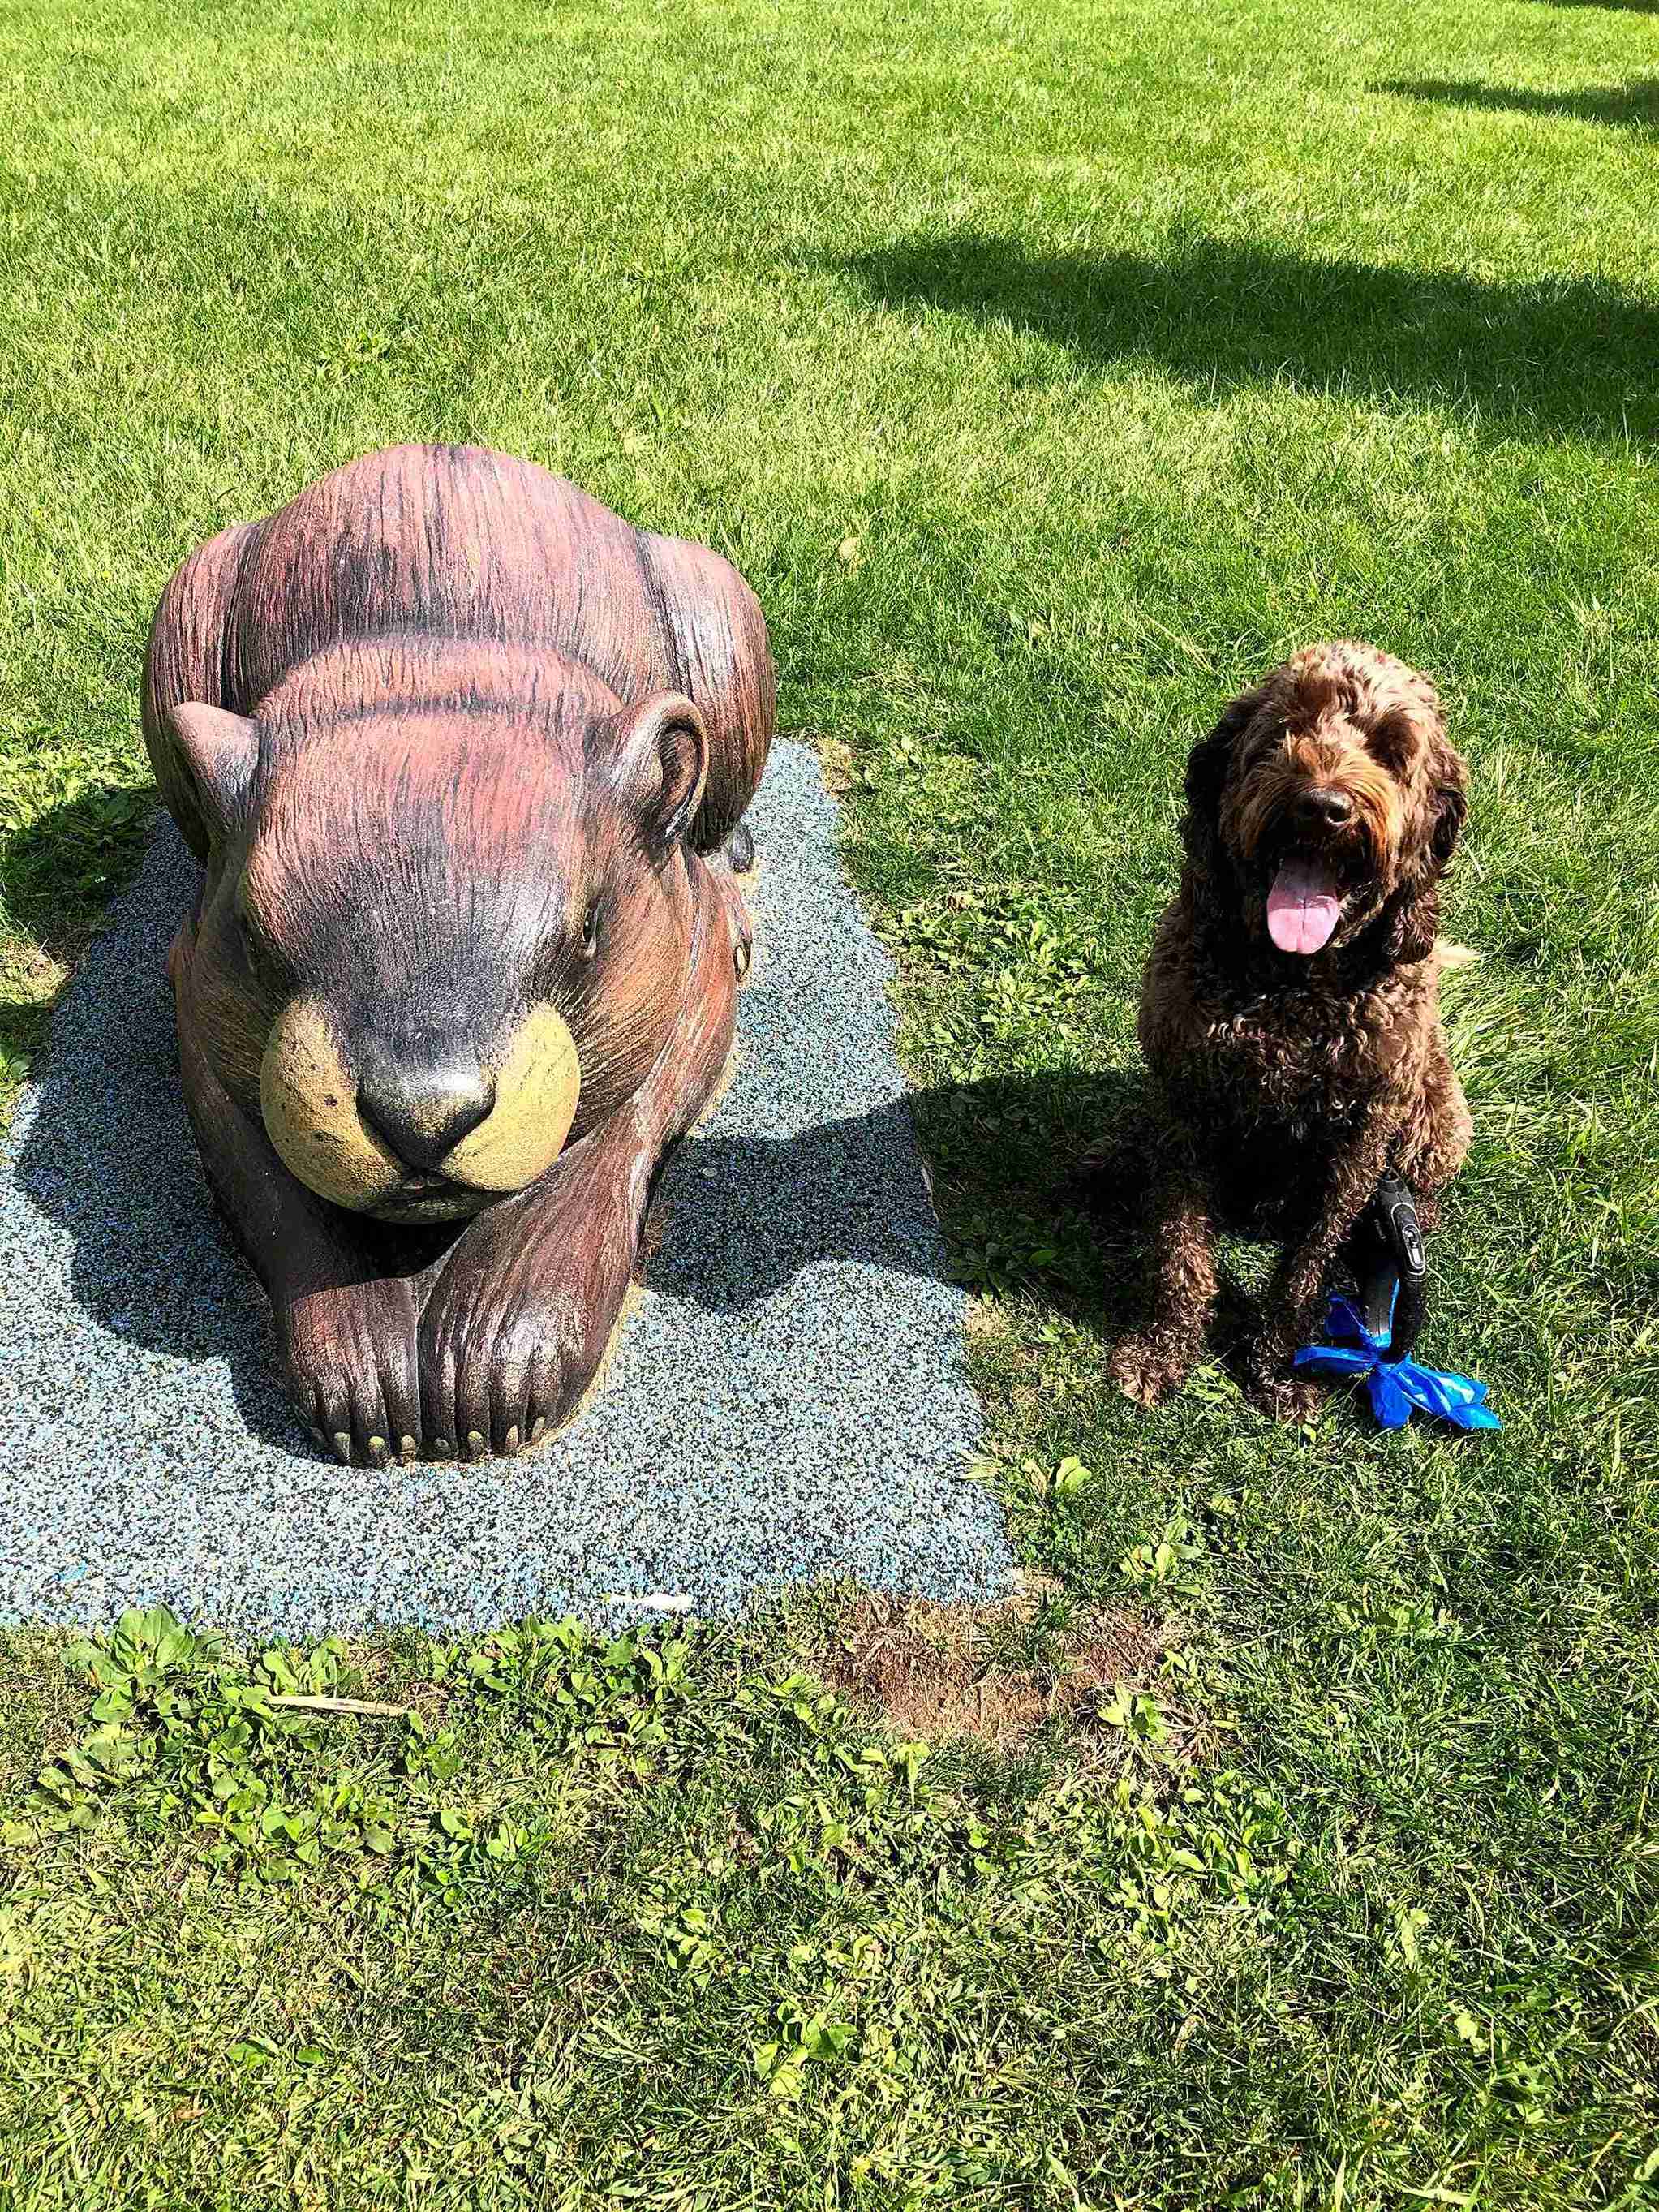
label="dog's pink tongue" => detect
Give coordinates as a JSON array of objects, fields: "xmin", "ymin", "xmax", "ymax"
[{"xmin": 1267, "ymin": 860, "xmax": 1342, "ymax": 954}]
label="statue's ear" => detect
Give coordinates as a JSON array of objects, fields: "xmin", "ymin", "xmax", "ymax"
[
  {"xmin": 610, "ymin": 691, "xmax": 709, "ymax": 866},
  {"xmin": 167, "ymin": 702, "xmax": 260, "ymax": 842}
]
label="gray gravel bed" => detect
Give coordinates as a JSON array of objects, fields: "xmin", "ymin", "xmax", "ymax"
[{"xmin": 0, "ymin": 740, "xmax": 1011, "ymax": 1635}]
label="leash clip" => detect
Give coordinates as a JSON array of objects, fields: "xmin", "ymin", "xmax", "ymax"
[{"xmin": 1349, "ymin": 1169, "xmax": 1427, "ymax": 1362}]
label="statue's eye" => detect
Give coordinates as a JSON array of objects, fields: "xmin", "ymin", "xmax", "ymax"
[
  {"xmin": 238, "ymin": 908, "xmax": 286, "ymax": 991},
  {"xmin": 582, "ymin": 897, "xmax": 600, "ymax": 958}
]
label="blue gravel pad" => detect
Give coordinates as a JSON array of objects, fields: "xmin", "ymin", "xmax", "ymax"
[{"xmin": 0, "ymin": 741, "xmax": 1011, "ymax": 1635}]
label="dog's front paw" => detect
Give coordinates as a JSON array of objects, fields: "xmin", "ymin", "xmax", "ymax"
[
  {"xmin": 279, "ymin": 1279, "xmax": 424, "ymax": 1465},
  {"xmin": 1244, "ymin": 1361, "xmax": 1323, "ymax": 1427},
  {"xmin": 1111, "ymin": 1334, "xmax": 1189, "ymax": 1410}
]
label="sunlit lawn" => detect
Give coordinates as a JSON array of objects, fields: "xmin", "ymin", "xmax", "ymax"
[{"xmin": 1, "ymin": 0, "xmax": 1656, "ymax": 2204}]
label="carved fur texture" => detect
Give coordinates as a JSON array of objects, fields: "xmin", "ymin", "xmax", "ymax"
[
  {"xmin": 1111, "ymin": 639, "xmax": 1474, "ymax": 1417},
  {"xmin": 143, "ymin": 444, "xmax": 774, "ymax": 1463}
]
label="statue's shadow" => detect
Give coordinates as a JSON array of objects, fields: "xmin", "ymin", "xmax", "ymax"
[{"xmin": 8, "ymin": 828, "xmax": 1157, "ymax": 1457}]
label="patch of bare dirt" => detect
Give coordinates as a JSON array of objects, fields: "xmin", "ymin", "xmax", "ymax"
[
  {"xmin": 813, "ymin": 736, "xmax": 856, "ymax": 795},
  {"xmin": 815, "ymin": 1585, "xmax": 1175, "ymax": 1754}
]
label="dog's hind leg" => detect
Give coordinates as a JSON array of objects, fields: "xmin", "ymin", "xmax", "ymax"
[{"xmin": 1110, "ymin": 1161, "xmax": 1219, "ymax": 1409}]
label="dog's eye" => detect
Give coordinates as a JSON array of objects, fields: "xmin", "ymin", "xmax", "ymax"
[
  {"xmin": 1366, "ymin": 715, "xmax": 1415, "ymax": 772},
  {"xmin": 581, "ymin": 897, "xmax": 600, "ymax": 959}
]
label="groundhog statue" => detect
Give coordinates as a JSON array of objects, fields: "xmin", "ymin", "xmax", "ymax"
[{"xmin": 143, "ymin": 443, "xmax": 773, "ymax": 1465}]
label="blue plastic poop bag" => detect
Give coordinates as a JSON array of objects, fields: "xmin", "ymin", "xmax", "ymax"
[{"xmin": 1294, "ymin": 1294, "xmax": 1500, "ymax": 1432}]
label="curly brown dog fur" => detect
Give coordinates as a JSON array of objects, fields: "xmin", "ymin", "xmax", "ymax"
[{"xmin": 1111, "ymin": 639, "xmax": 1473, "ymax": 1418}]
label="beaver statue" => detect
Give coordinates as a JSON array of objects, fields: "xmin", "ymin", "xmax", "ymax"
[{"xmin": 143, "ymin": 443, "xmax": 774, "ymax": 1465}]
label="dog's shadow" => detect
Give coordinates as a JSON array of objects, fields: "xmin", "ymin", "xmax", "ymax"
[{"xmin": 663, "ymin": 1067, "xmax": 1283, "ymax": 1401}]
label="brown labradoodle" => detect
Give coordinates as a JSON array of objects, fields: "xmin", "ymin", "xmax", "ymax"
[{"xmin": 1111, "ymin": 639, "xmax": 1474, "ymax": 1418}]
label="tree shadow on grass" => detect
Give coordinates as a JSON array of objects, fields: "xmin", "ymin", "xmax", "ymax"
[
  {"xmin": 833, "ymin": 231, "xmax": 1659, "ymax": 441},
  {"xmin": 1378, "ymin": 76, "xmax": 1659, "ymax": 128}
]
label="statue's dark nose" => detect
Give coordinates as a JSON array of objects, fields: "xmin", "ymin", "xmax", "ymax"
[
  {"xmin": 357, "ymin": 1059, "xmax": 495, "ymax": 1173},
  {"xmin": 1297, "ymin": 786, "xmax": 1353, "ymax": 831}
]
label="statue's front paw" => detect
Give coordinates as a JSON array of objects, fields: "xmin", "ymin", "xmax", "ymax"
[
  {"xmin": 280, "ymin": 1280, "xmax": 424, "ymax": 1465},
  {"xmin": 418, "ymin": 1231, "xmax": 616, "ymax": 1461}
]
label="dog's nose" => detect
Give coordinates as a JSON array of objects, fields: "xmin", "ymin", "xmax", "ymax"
[
  {"xmin": 1298, "ymin": 787, "xmax": 1353, "ymax": 830},
  {"xmin": 358, "ymin": 1059, "xmax": 495, "ymax": 1173}
]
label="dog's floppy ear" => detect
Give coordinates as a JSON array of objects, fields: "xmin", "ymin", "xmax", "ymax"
[
  {"xmin": 1390, "ymin": 674, "xmax": 1464, "ymax": 876},
  {"xmin": 1429, "ymin": 747, "xmax": 1468, "ymax": 871},
  {"xmin": 1381, "ymin": 868, "xmax": 1443, "ymax": 966},
  {"xmin": 1180, "ymin": 682, "xmax": 1266, "ymax": 869},
  {"xmin": 1381, "ymin": 741, "xmax": 1470, "ymax": 962}
]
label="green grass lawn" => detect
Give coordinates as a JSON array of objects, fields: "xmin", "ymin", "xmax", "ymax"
[{"xmin": 2, "ymin": 0, "xmax": 1657, "ymax": 2203}]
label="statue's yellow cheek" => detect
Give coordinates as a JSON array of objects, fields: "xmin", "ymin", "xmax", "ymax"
[
  {"xmin": 260, "ymin": 999, "xmax": 582, "ymax": 1214},
  {"xmin": 445, "ymin": 1005, "xmax": 582, "ymax": 1191},
  {"xmin": 260, "ymin": 998, "xmax": 403, "ymax": 1211}
]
